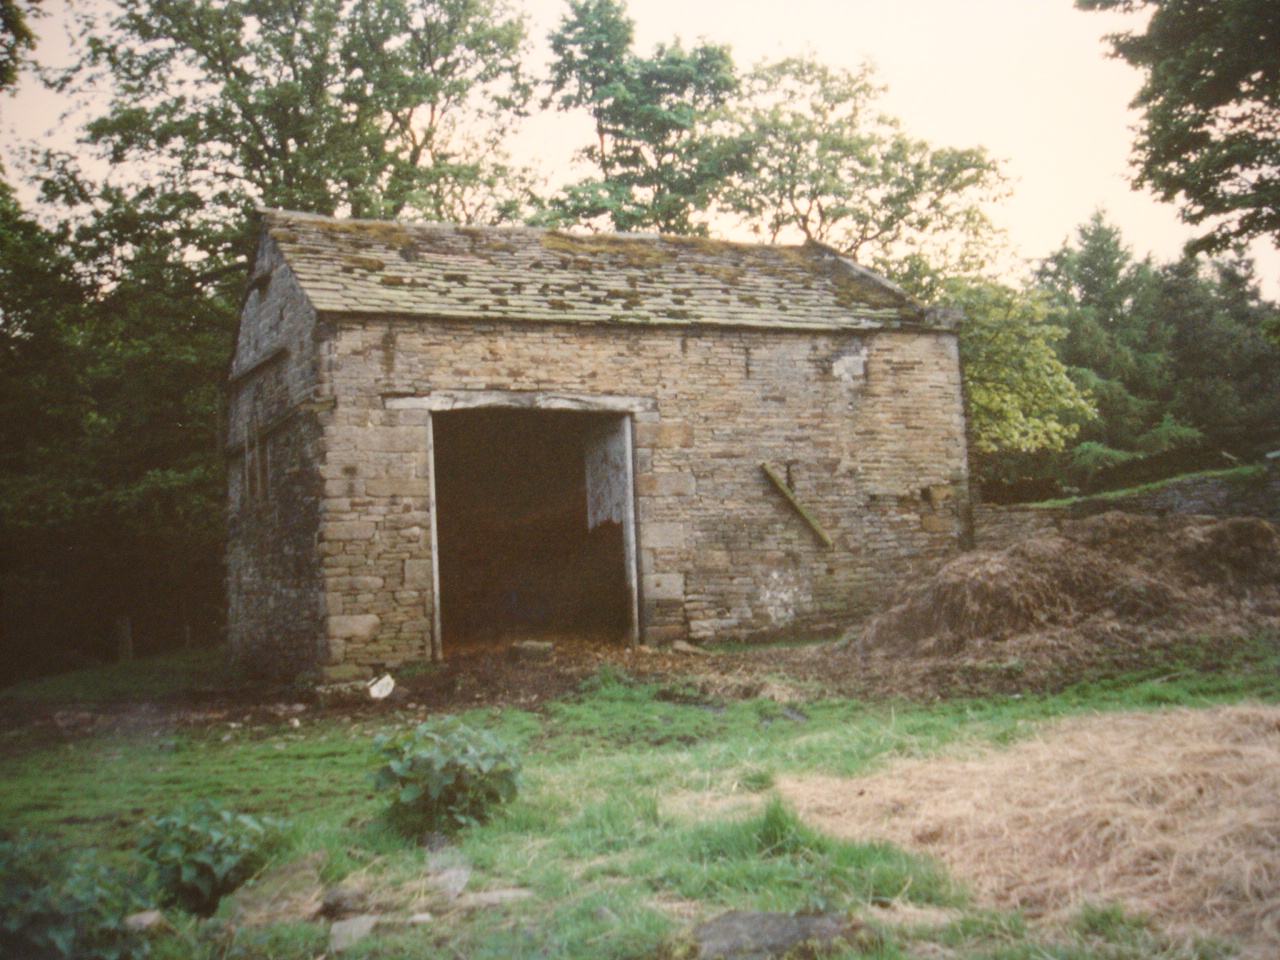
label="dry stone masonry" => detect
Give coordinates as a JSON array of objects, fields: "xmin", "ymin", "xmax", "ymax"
[{"xmin": 227, "ymin": 210, "xmax": 971, "ymax": 680}]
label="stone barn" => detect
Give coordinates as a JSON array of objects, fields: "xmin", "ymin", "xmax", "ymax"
[{"xmin": 227, "ymin": 209, "xmax": 971, "ymax": 680}]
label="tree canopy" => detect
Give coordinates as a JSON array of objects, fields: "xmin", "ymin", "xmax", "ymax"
[
  {"xmin": 0, "ymin": 0, "xmax": 39, "ymax": 90},
  {"xmin": 1077, "ymin": 0, "xmax": 1280, "ymax": 254},
  {"xmin": 66, "ymin": 0, "xmax": 532, "ymax": 222},
  {"xmin": 720, "ymin": 56, "xmax": 1007, "ymax": 293},
  {"xmin": 985, "ymin": 211, "xmax": 1280, "ymax": 499},
  {"xmin": 542, "ymin": 0, "xmax": 742, "ymax": 233},
  {"xmin": 947, "ymin": 277, "xmax": 1095, "ymax": 457},
  {"xmin": 2, "ymin": 0, "xmax": 538, "ymax": 677},
  {"xmin": 0, "ymin": 180, "xmax": 238, "ymax": 676}
]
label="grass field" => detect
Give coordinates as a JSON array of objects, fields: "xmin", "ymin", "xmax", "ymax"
[{"xmin": 3, "ymin": 636, "xmax": 1277, "ymax": 960}]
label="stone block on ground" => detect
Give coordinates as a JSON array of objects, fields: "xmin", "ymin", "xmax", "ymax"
[
  {"xmin": 225, "ymin": 850, "xmax": 327, "ymax": 927},
  {"xmin": 682, "ymin": 911, "xmax": 876, "ymax": 960},
  {"xmin": 330, "ymin": 914, "xmax": 382, "ymax": 952}
]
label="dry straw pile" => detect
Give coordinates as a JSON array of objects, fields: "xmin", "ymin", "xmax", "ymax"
[{"xmin": 780, "ymin": 704, "xmax": 1280, "ymax": 957}]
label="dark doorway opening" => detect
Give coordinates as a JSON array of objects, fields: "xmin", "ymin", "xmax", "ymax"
[{"xmin": 433, "ymin": 408, "xmax": 633, "ymax": 648}]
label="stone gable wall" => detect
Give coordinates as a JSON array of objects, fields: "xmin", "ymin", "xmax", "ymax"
[
  {"xmin": 225, "ymin": 240, "xmax": 328, "ymax": 678},
  {"xmin": 313, "ymin": 316, "xmax": 969, "ymax": 677}
]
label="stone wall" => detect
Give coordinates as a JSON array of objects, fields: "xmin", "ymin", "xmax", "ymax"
[
  {"xmin": 225, "ymin": 240, "xmax": 328, "ymax": 678},
  {"xmin": 312, "ymin": 316, "xmax": 970, "ymax": 676},
  {"xmin": 975, "ymin": 458, "xmax": 1280, "ymax": 551}
]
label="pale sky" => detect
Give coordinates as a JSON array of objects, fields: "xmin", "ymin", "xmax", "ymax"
[
  {"xmin": 4, "ymin": 0, "xmax": 1277, "ymax": 295},
  {"xmin": 516, "ymin": 0, "xmax": 1278, "ymax": 293}
]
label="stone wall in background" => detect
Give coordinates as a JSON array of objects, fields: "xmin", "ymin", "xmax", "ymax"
[{"xmin": 975, "ymin": 457, "xmax": 1280, "ymax": 551}]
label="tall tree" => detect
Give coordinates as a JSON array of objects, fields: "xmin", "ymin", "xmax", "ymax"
[
  {"xmin": 719, "ymin": 56, "xmax": 1007, "ymax": 294},
  {"xmin": 1036, "ymin": 211, "xmax": 1175, "ymax": 470},
  {"xmin": 0, "ymin": 181, "xmax": 237, "ymax": 677},
  {"xmin": 1159, "ymin": 254, "xmax": 1280, "ymax": 454},
  {"xmin": 543, "ymin": 0, "xmax": 742, "ymax": 233},
  {"xmin": 1028, "ymin": 213, "xmax": 1280, "ymax": 495},
  {"xmin": 1077, "ymin": 0, "xmax": 1280, "ymax": 254},
  {"xmin": 0, "ymin": 0, "xmax": 39, "ymax": 90},
  {"xmin": 64, "ymin": 0, "xmax": 532, "ymax": 221},
  {"xmin": 946, "ymin": 278, "xmax": 1095, "ymax": 459}
]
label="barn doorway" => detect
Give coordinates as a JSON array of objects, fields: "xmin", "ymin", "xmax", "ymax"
[{"xmin": 430, "ymin": 408, "xmax": 638, "ymax": 653}]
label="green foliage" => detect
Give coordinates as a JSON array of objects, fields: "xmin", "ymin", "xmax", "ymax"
[
  {"xmin": 4, "ymin": 0, "xmax": 536, "ymax": 676},
  {"xmin": 0, "ymin": 0, "xmax": 38, "ymax": 90},
  {"xmin": 1135, "ymin": 413, "xmax": 1203, "ymax": 455},
  {"xmin": 138, "ymin": 804, "xmax": 288, "ymax": 916},
  {"xmin": 947, "ymin": 277, "xmax": 1095, "ymax": 455},
  {"xmin": 0, "ymin": 183, "xmax": 235, "ymax": 677},
  {"xmin": 721, "ymin": 55, "xmax": 1007, "ymax": 289},
  {"xmin": 1069, "ymin": 440, "xmax": 1138, "ymax": 477},
  {"xmin": 542, "ymin": 0, "xmax": 743, "ymax": 233},
  {"xmin": 1035, "ymin": 214, "xmax": 1170, "ymax": 465},
  {"xmin": 67, "ymin": 0, "xmax": 532, "ymax": 222},
  {"xmin": 0, "ymin": 831, "xmax": 149, "ymax": 960},
  {"xmin": 983, "ymin": 212, "xmax": 1280, "ymax": 499},
  {"xmin": 372, "ymin": 716, "xmax": 521, "ymax": 834},
  {"xmin": 1076, "ymin": 0, "xmax": 1280, "ymax": 254}
]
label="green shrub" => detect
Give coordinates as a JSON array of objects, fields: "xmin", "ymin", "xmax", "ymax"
[
  {"xmin": 0, "ymin": 831, "xmax": 149, "ymax": 960},
  {"xmin": 138, "ymin": 804, "xmax": 287, "ymax": 916},
  {"xmin": 372, "ymin": 716, "xmax": 521, "ymax": 834}
]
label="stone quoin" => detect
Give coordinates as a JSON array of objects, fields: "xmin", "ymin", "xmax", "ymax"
[{"xmin": 226, "ymin": 210, "xmax": 971, "ymax": 681}]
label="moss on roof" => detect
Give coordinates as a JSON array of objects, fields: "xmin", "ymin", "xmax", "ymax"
[{"xmin": 255, "ymin": 209, "xmax": 944, "ymax": 334}]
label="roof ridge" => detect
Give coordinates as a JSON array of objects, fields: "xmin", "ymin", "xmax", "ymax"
[
  {"xmin": 800, "ymin": 238, "xmax": 922, "ymax": 308},
  {"xmin": 254, "ymin": 210, "xmax": 945, "ymax": 332}
]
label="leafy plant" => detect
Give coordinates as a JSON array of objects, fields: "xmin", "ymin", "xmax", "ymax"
[
  {"xmin": 0, "ymin": 831, "xmax": 149, "ymax": 960},
  {"xmin": 372, "ymin": 716, "xmax": 521, "ymax": 835},
  {"xmin": 138, "ymin": 804, "xmax": 287, "ymax": 916}
]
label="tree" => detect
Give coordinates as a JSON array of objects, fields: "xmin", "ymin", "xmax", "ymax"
[
  {"xmin": 64, "ymin": 0, "xmax": 532, "ymax": 222},
  {"xmin": 0, "ymin": 0, "xmax": 39, "ymax": 90},
  {"xmin": 0, "ymin": 182, "xmax": 237, "ymax": 678},
  {"xmin": 1158, "ymin": 254, "xmax": 1280, "ymax": 454},
  {"xmin": 1026, "ymin": 212, "xmax": 1280, "ymax": 497},
  {"xmin": 719, "ymin": 56, "xmax": 1007, "ymax": 294},
  {"xmin": 945, "ymin": 278, "xmax": 1095, "ymax": 459},
  {"xmin": 1035, "ymin": 211, "xmax": 1176, "ymax": 468},
  {"xmin": 1, "ymin": 0, "xmax": 539, "ymax": 677},
  {"xmin": 1077, "ymin": 0, "xmax": 1280, "ymax": 254},
  {"xmin": 543, "ymin": 0, "xmax": 743, "ymax": 233}
]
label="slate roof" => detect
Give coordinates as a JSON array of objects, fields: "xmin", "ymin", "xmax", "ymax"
[{"xmin": 259, "ymin": 209, "xmax": 954, "ymax": 333}]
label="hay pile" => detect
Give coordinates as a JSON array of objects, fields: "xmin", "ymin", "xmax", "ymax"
[
  {"xmin": 865, "ymin": 512, "xmax": 1280, "ymax": 653},
  {"xmin": 779, "ymin": 704, "xmax": 1280, "ymax": 957}
]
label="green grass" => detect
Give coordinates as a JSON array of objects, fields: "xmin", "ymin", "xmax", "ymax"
[
  {"xmin": 2, "ymin": 639, "xmax": 1271, "ymax": 960},
  {"xmin": 0, "ymin": 647, "xmax": 235, "ymax": 702}
]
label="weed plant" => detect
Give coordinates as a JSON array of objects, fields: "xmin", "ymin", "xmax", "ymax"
[
  {"xmin": 372, "ymin": 716, "xmax": 521, "ymax": 834},
  {"xmin": 0, "ymin": 832, "xmax": 151, "ymax": 960},
  {"xmin": 140, "ymin": 803, "xmax": 289, "ymax": 915}
]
